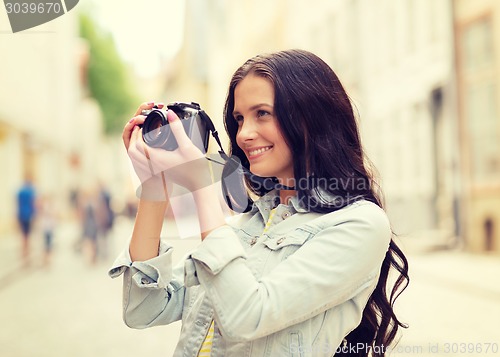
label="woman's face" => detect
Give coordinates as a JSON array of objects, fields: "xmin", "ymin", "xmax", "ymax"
[{"xmin": 234, "ymin": 74, "xmax": 294, "ymax": 185}]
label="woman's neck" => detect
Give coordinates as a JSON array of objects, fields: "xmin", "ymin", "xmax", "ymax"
[{"xmin": 279, "ymin": 189, "xmax": 297, "ymax": 205}]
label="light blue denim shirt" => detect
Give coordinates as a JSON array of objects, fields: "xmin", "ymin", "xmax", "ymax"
[{"xmin": 109, "ymin": 191, "xmax": 391, "ymax": 356}]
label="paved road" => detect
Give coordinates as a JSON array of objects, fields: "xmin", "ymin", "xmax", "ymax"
[
  {"xmin": 392, "ymin": 245, "xmax": 500, "ymax": 356},
  {"xmin": 1, "ymin": 217, "xmax": 499, "ymax": 357}
]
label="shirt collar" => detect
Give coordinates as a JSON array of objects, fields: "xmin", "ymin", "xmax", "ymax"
[
  {"xmin": 288, "ymin": 194, "xmax": 309, "ymax": 213},
  {"xmin": 251, "ymin": 186, "xmax": 355, "ymax": 216},
  {"xmin": 252, "ymin": 190, "xmax": 309, "ymax": 218},
  {"xmin": 251, "ymin": 190, "xmax": 279, "ymax": 217}
]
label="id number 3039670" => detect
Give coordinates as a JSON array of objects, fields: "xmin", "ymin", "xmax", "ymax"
[
  {"xmin": 5, "ymin": 2, "xmax": 62, "ymax": 14},
  {"xmin": 443, "ymin": 342, "xmax": 498, "ymax": 354}
]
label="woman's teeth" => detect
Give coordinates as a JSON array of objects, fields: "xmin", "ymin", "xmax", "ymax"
[{"xmin": 249, "ymin": 146, "xmax": 272, "ymax": 156}]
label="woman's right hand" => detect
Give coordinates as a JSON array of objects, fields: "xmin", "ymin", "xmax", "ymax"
[
  {"xmin": 123, "ymin": 101, "xmax": 212, "ymax": 200},
  {"xmin": 123, "ymin": 102, "xmax": 169, "ymax": 200}
]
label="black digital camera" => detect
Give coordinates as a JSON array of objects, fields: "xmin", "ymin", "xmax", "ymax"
[{"xmin": 141, "ymin": 102, "xmax": 211, "ymax": 152}]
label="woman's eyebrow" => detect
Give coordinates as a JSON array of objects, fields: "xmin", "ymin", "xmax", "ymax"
[{"xmin": 232, "ymin": 103, "xmax": 273, "ymax": 116}]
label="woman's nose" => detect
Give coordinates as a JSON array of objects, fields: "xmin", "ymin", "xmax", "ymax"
[{"xmin": 237, "ymin": 121, "xmax": 257, "ymax": 141}]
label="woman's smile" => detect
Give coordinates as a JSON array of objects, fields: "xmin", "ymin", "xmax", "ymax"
[{"xmin": 247, "ymin": 145, "xmax": 273, "ymax": 160}]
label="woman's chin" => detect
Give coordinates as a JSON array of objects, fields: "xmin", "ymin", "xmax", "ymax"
[{"xmin": 249, "ymin": 167, "xmax": 270, "ymax": 178}]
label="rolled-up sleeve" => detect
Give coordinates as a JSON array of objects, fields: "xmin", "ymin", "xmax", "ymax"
[
  {"xmin": 190, "ymin": 225, "xmax": 247, "ymax": 272},
  {"xmin": 184, "ymin": 225, "xmax": 247, "ymax": 287},
  {"xmin": 109, "ymin": 240, "xmax": 173, "ymax": 288},
  {"xmin": 108, "ymin": 240, "xmax": 185, "ymax": 328}
]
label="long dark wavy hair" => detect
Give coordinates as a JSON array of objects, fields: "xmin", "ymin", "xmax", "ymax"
[{"xmin": 223, "ymin": 49, "xmax": 409, "ymax": 356}]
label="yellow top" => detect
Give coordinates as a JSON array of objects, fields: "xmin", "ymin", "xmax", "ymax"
[
  {"xmin": 197, "ymin": 320, "xmax": 215, "ymax": 356},
  {"xmin": 263, "ymin": 207, "xmax": 277, "ymax": 233}
]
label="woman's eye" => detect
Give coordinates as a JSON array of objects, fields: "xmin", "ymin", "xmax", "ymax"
[
  {"xmin": 257, "ymin": 110, "xmax": 270, "ymax": 118},
  {"xmin": 234, "ymin": 115, "xmax": 244, "ymax": 124}
]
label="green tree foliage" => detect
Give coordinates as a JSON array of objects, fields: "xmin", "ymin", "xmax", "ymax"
[{"xmin": 79, "ymin": 13, "xmax": 138, "ymax": 134}]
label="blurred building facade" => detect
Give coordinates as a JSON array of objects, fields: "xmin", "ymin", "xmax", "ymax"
[
  {"xmin": 0, "ymin": 12, "xmax": 112, "ymax": 234},
  {"xmin": 282, "ymin": 0, "xmax": 461, "ymax": 249},
  {"xmin": 454, "ymin": 0, "xmax": 500, "ymax": 252},
  {"xmin": 167, "ymin": 0, "xmax": 498, "ymax": 252}
]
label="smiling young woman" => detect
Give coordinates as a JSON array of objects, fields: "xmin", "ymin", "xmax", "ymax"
[{"xmin": 110, "ymin": 49, "xmax": 409, "ymax": 357}]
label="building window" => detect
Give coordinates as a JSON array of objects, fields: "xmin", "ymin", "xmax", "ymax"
[
  {"xmin": 463, "ymin": 19, "xmax": 493, "ymax": 71},
  {"xmin": 465, "ymin": 82, "xmax": 499, "ymax": 180},
  {"xmin": 460, "ymin": 16, "xmax": 499, "ymax": 183},
  {"xmin": 405, "ymin": 0, "xmax": 415, "ymax": 54}
]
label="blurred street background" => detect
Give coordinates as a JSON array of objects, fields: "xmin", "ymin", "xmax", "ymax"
[{"xmin": 1, "ymin": 0, "xmax": 499, "ymax": 356}]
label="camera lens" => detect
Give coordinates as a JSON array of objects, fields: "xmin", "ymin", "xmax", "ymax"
[{"xmin": 142, "ymin": 110, "xmax": 171, "ymax": 148}]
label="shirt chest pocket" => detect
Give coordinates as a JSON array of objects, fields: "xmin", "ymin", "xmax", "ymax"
[{"xmin": 262, "ymin": 229, "xmax": 312, "ymax": 261}]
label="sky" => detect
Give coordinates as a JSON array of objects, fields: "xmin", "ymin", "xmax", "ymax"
[{"xmin": 82, "ymin": 0, "xmax": 186, "ymax": 78}]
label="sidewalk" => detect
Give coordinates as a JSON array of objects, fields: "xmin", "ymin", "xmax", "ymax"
[
  {"xmin": 0, "ymin": 219, "xmax": 81, "ymax": 290},
  {"xmin": 0, "ymin": 215, "xmax": 186, "ymax": 357},
  {"xmin": 399, "ymin": 234, "xmax": 500, "ymax": 298},
  {"xmin": 0, "ymin": 229, "xmax": 24, "ymax": 275},
  {"xmin": 394, "ymin": 242, "xmax": 500, "ymax": 355}
]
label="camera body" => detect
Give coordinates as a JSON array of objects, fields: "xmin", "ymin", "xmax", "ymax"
[{"xmin": 141, "ymin": 102, "xmax": 210, "ymax": 152}]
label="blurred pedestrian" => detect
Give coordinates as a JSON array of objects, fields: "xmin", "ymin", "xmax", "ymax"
[
  {"xmin": 16, "ymin": 177, "xmax": 36, "ymax": 264},
  {"xmin": 96, "ymin": 183, "xmax": 114, "ymax": 261},
  {"xmin": 39, "ymin": 194, "xmax": 57, "ymax": 267},
  {"xmin": 69, "ymin": 188, "xmax": 80, "ymax": 217},
  {"xmin": 81, "ymin": 190, "xmax": 99, "ymax": 265}
]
